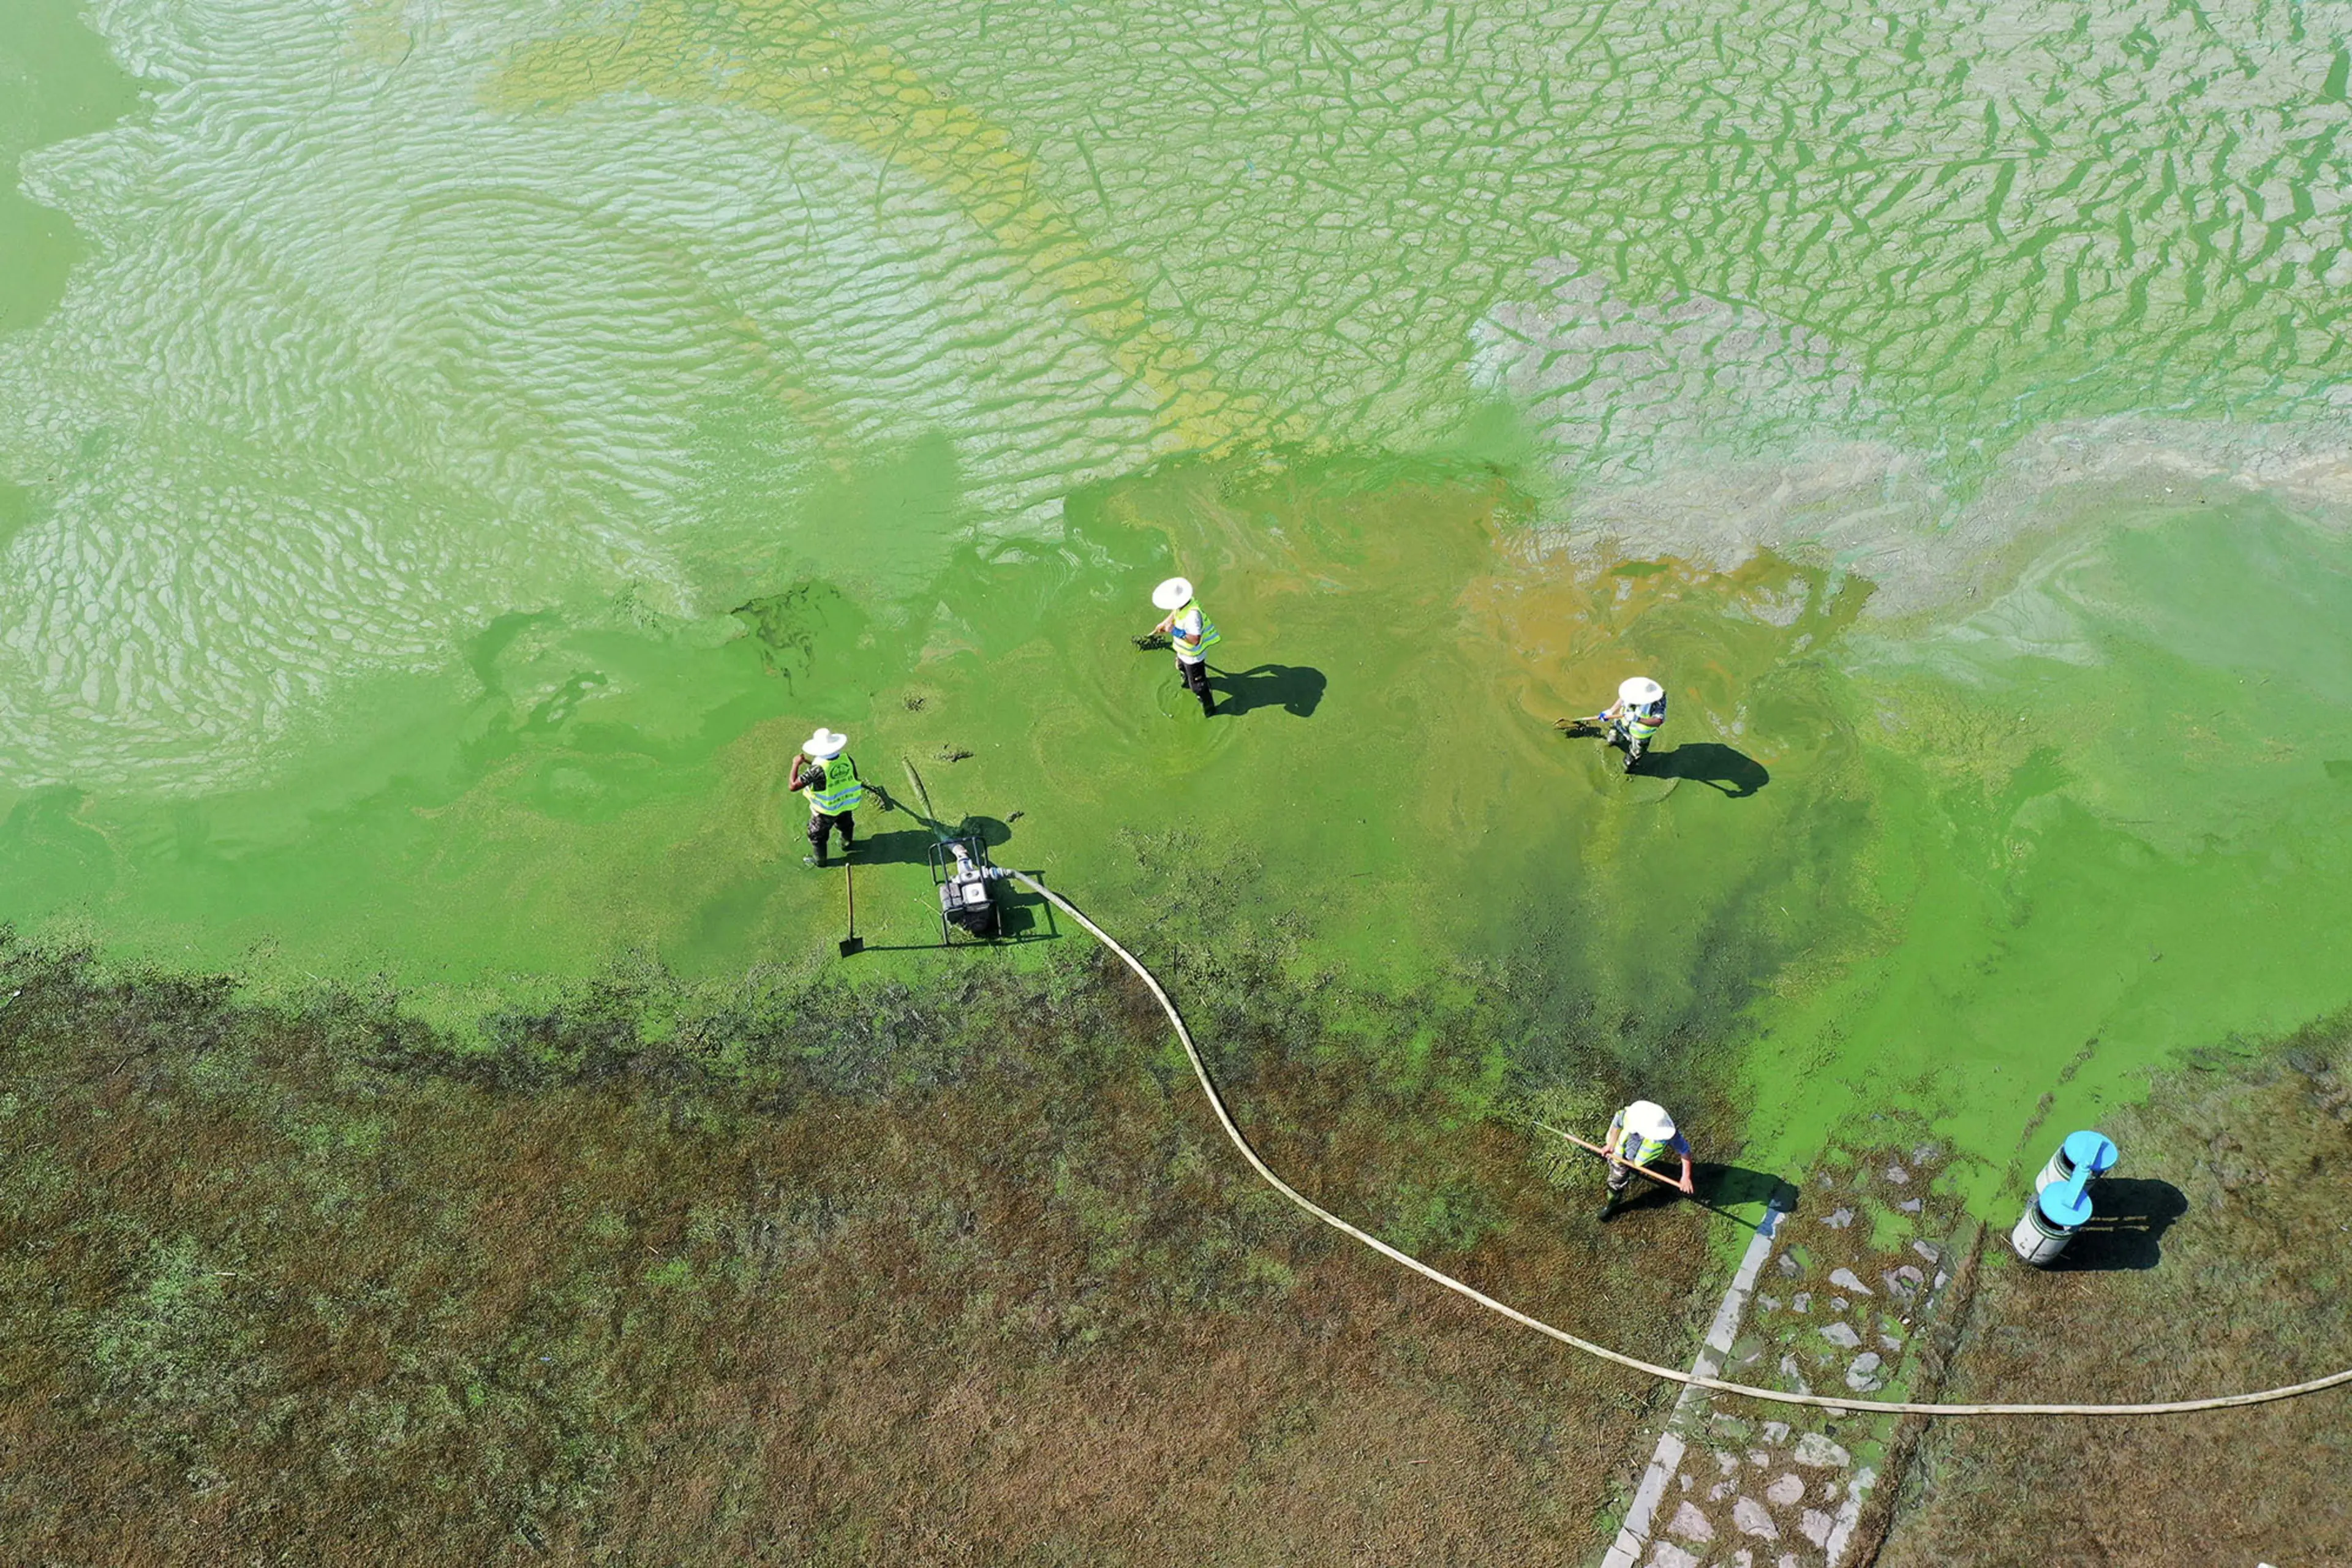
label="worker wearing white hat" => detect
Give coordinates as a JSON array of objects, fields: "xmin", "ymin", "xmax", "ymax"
[
  {"xmin": 1590, "ymin": 675, "xmax": 1668, "ymax": 773},
  {"xmin": 1602, "ymin": 1099, "xmax": 1695, "ymax": 1199},
  {"xmin": 788, "ymin": 728, "xmax": 865, "ymax": 865},
  {"xmin": 1146, "ymin": 576, "xmax": 1221, "ymax": 717}
]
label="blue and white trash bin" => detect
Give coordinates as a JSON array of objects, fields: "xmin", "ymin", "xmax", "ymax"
[
  {"xmin": 2011, "ymin": 1171, "xmax": 2096, "ymax": 1266},
  {"xmin": 2035, "ymin": 1129, "xmax": 2119, "ymax": 1194}
]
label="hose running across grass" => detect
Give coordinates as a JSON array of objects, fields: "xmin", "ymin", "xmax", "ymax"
[{"xmin": 1011, "ymin": 871, "xmax": 2352, "ymax": 1418}]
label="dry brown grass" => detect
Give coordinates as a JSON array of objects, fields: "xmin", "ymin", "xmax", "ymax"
[
  {"xmin": 0, "ymin": 938, "xmax": 1735, "ymax": 1566},
  {"xmin": 1874, "ymin": 1022, "xmax": 2352, "ymax": 1568}
]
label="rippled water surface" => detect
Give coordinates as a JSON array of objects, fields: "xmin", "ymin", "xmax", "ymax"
[{"xmin": 4, "ymin": 0, "xmax": 2351, "ymax": 1197}]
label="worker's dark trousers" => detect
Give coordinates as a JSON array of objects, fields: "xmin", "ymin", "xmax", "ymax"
[
  {"xmin": 1607, "ymin": 1159, "xmax": 1656, "ymax": 1194},
  {"xmin": 1177, "ymin": 656, "xmax": 1214, "ymax": 715},
  {"xmin": 808, "ymin": 810, "xmax": 854, "ymax": 859}
]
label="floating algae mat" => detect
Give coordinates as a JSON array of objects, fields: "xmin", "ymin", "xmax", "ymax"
[{"xmin": 3, "ymin": 0, "xmax": 2352, "ymax": 1202}]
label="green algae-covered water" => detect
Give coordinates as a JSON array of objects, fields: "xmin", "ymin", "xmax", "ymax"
[{"xmin": 4, "ymin": 0, "xmax": 2351, "ymax": 1208}]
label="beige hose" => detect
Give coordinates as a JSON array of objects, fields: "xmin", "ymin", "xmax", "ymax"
[{"xmin": 1013, "ymin": 872, "xmax": 2352, "ymax": 1418}]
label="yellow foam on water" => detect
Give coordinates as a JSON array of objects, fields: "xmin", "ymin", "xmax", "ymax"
[
  {"xmin": 345, "ymin": 0, "xmax": 415, "ymax": 67},
  {"xmin": 485, "ymin": 0, "xmax": 1278, "ymax": 458}
]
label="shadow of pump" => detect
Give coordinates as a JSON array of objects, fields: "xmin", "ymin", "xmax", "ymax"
[
  {"xmin": 956, "ymin": 814, "xmax": 1014, "ymax": 848},
  {"xmin": 839, "ymin": 795, "xmax": 1015, "ymax": 869},
  {"xmin": 987, "ymin": 877, "xmax": 1053, "ymax": 940},
  {"xmin": 2048, "ymin": 1178, "xmax": 2190, "ymax": 1272},
  {"xmin": 1642, "ymin": 742, "xmax": 1771, "ymax": 797},
  {"xmin": 1207, "ymin": 663, "xmax": 1327, "ymax": 718}
]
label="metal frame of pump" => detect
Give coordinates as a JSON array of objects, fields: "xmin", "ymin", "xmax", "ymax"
[{"xmin": 930, "ymin": 835, "xmax": 1011, "ymax": 943}]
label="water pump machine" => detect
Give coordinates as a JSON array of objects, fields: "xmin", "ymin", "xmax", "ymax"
[{"xmin": 931, "ymin": 836, "xmax": 1012, "ymax": 941}]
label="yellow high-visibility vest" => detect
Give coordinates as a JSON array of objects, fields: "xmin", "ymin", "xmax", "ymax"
[
  {"xmin": 803, "ymin": 754, "xmax": 864, "ymax": 815},
  {"xmin": 1170, "ymin": 601, "xmax": 1221, "ymax": 658}
]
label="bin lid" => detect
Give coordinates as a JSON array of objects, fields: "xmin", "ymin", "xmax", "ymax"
[
  {"xmin": 2061, "ymin": 1129, "xmax": 2118, "ymax": 1175},
  {"xmin": 2037, "ymin": 1180, "xmax": 2094, "ymax": 1229}
]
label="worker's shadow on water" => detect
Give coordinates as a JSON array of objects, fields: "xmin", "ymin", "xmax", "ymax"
[
  {"xmin": 853, "ymin": 801, "xmax": 1012, "ymax": 869},
  {"xmin": 1702, "ymin": 1164, "xmax": 1795, "ymax": 1216},
  {"xmin": 1207, "ymin": 663, "xmax": 1327, "ymax": 718},
  {"xmin": 1642, "ymin": 742, "xmax": 1770, "ymax": 798},
  {"xmin": 2046, "ymin": 1178, "xmax": 2190, "ymax": 1272},
  {"xmin": 846, "ymin": 828, "xmax": 937, "ymax": 867}
]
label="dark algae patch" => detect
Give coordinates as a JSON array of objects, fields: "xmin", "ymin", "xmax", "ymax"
[{"xmin": 0, "ymin": 929, "xmax": 1742, "ymax": 1565}]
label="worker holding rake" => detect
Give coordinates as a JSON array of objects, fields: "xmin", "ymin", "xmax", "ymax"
[
  {"xmin": 1144, "ymin": 575, "xmax": 1220, "ymax": 717},
  {"xmin": 790, "ymin": 727, "xmax": 865, "ymax": 867},
  {"xmin": 1594, "ymin": 675, "xmax": 1668, "ymax": 772},
  {"xmin": 1604, "ymin": 1099, "xmax": 1695, "ymax": 1204}
]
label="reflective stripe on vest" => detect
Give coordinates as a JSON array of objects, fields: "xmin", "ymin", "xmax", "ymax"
[
  {"xmin": 1623, "ymin": 701, "xmax": 1664, "ymax": 741},
  {"xmin": 1170, "ymin": 602, "xmax": 1221, "ymax": 658},
  {"xmin": 1610, "ymin": 1115, "xmax": 1675, "ymax": 1166},
  {"xmin": 804, "ymin": 754, "xmax": 864, "ymax": 816}
]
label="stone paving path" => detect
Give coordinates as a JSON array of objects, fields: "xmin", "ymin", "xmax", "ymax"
[{"xmin": 1602, "ymin": 1144, "xmax": 1976, "ymax": 1568}]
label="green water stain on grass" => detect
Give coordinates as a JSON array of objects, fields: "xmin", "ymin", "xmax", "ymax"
[{"xmin": 1743, "ymin": 496, "xmax": 2352, "ymax": 1210}]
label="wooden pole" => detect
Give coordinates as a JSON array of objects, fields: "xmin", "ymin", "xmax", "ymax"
[
  {"xmin": 1531, "ymin": 1118, "xmax": 1685, "ymax": 1191},
  {"xmin": 837, "ymin": 854, "xmax": 863, "ymax": 957}
]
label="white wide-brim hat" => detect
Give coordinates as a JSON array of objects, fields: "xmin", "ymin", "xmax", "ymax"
[
  {"xmin": 1152, "ymin": 576, "xmax": 1195, "ymax": 611},
  {"xmin": 1619, "ymin": 676, "xmax": 1665, "ymax": 705},
  {"xmin": 1624, "ymin": 1099, "xmax": 1676, "ymax": 1141},
  {"xmin": 802, "ymin": 728, "xmax": 848, "ymax": 759}
]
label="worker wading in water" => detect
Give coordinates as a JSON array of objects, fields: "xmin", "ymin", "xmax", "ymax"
[
  {"xmin": 790, "ymin": 728, "xmax": 865, "ymax": 867},
  {"xmin": 1593, "ymin": 676, "xmax": 1667, "ymax": 773},
  {"xmin": 1148, "ymin": 576, "xmax": 1220, "ymax": 717},
  {"xmin": 1603, "ymin": 1099, "xmax": 1695, "ymax": 1205}
]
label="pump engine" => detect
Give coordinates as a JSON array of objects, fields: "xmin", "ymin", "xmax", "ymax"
[{"xmin": 933, "ymin": 837, "xmax": 1011, "ymax": 939}]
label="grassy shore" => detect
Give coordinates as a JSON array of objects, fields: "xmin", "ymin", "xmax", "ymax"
[
  {"xmin": 1875, "ymin": 1015, "xmax": 2352, "ymax": 1566},
  {"xmin": 0, "ymin": 930, "xmax": 1744, "ymax": 1565}
]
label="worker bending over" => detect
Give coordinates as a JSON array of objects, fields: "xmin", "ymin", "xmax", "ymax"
[
  {"xmin": 1604, "ymin": 1099, "xmax": 1695, "ymax": 1200},
  {"xmin": 1593, "ymin": 676, "xmax": 1667, "ymax": 772},
  {"xmin": 1148, "ymin": 576, "xmax": 1220, "ymax": 717},
  {"xmin": 790, "ymin": 728, "xmax": 864, "ymax": 866}
]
